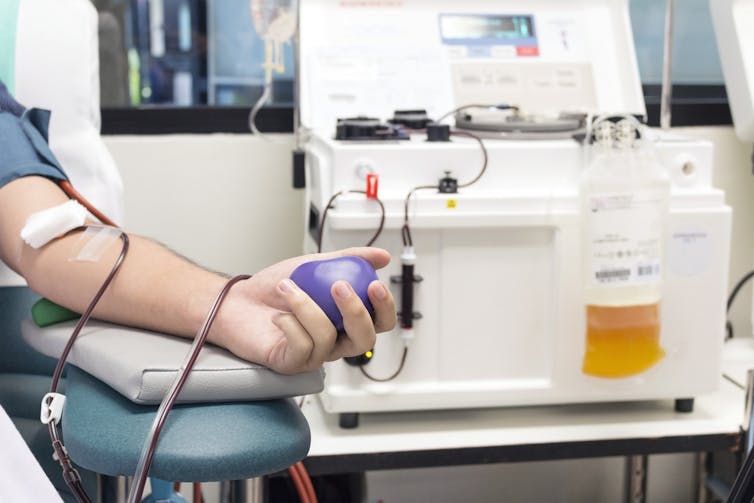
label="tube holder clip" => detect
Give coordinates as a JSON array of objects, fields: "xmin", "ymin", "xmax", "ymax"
[{"xmin": 40, "ymin": 392, "xmax": 66, "ymax": 425}]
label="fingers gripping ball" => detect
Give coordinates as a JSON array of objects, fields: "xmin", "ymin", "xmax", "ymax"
[{"xmin": 290, "ymin": 256, "xmax": 378, "ymax": 332}]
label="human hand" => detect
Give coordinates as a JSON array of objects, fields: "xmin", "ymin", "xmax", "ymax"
[{"xmin": 213, "ymin": 247, "xmax": 396, "ymax": 374}]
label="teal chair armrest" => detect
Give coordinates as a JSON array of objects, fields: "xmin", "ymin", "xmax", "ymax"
[{"xmin": 62, "ymin": 366, "xmax": 311, "ymax": 482}]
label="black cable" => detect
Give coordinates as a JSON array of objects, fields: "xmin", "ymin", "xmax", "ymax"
[
  {"xmin": 359, "ymin": 347, "xmax": 408, "ymax": 382},
  {"xmin": 727, "ymin": 270, "xmax": 754, "ymax": 311},
  {"xmin": 401, "ymin": 224, "xmax": 413, "ymax": 248},
  {"xmin": 313, "ymin": 187, "xmax": 404, "ymax": 380},
  {"xmin": 401, "ymin": 129, "xmax": 489, "ymax": 247},
  {"xmin": 316, "ymin": 190, "xmax": 385, "ymax": 253},
  {"xmin": 726, "ymin": 269, "xmax": 754, "ymax": 340},
  {"xmin": 401, "ymin": 186, "xmax": 436, "ymax": 247},
  {"xmin": 452, "ymin": 130, "xmax": 489, "ymax": 189}
]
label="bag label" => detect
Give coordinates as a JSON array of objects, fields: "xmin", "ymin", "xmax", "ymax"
[{"xmin": 588, "ymin": 192, "xmax": 664, "ymax": 287}]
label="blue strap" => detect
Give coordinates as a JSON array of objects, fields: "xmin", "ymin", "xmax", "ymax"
[{"xmin": 0, "ymin": 0, "xmax": 21, "ymax": 93}]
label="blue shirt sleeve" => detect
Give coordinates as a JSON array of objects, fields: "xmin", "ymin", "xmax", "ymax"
[
  {"xmin": 0, "ymin": 80, "xmax": 25, "ymax": 116},
  {"xmin": 0, "ymin": 80, "xmax": 68, "ymax": 189}
]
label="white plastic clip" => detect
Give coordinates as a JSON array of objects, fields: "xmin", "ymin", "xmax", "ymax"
[
  {"xmin": 40, "ymin": 392, "xmax": 66, "ymax": 425},
  {"xmin": 401, "ymin": 246, "xmax": 416, "ymax": 266},
  {"xmin": 399, "ymin": 328, "xmax": 414, "ymax": 347}
]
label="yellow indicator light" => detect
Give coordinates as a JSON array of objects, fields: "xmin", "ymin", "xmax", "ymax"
[
  {"xmin": 365, "ymin": 351, "xmax": 373, "ymax": 359},
  {"xmin": 447, "ymin": 199, "xmax": 457, "ymax": 209}
]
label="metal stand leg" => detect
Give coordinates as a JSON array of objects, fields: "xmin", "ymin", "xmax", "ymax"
[
  {"xmin": 228, "ymin": 478, "xmax": 264, "ymax": 503},
  {"xmin": 243, "ymin": 478, "xmax": 264, "ymax": 503},
  {"xmin": 624, "ymin": 455, "xmax": 648, "ymax": 503},
  {"xmin": 125, "ymin": 476, "xmax": 133, "ymax": 503},
  {"xmin": 694, "ymin": 451, "xmax": 709, "ymax": 503},
  {"xmin": 95, "ymin": 474, "xmax": 103, "ymax": 503},
  {"xmin": 97, "ymin": 475, "xmax": 127, "ymax": 503},
  {"xmin": 219, "ymin": 480, "xmax": 233, "ymax": 503},
  {"xmin": 744, "ymin": 369, "xmax": 754, "ymax": 453}
]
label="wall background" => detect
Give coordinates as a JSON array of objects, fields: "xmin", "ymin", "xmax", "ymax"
[{"xmin": 104, "ymin": 125, "xmax": 754, "ymax": 502}]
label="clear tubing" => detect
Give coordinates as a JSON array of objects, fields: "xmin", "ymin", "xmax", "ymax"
[
  {"xmin": 248, "ymin": 0, "xmax": 298, "ymax": 142},
  {"xmin": 248, "ymin": 44, "xmax": 287, "ymax": 143},
  {"xmin": 249, "ymin": 80, "xmax": 272, "ymax": 137}
]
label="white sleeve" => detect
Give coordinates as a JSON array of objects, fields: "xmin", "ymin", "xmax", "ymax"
[
  {"xmin": 0, "ymin": 406, "xmax": 63, "ymax": 502},
  {"xmin": 14, "ymin": 0, "xmax": 125, "ymax": 226}
]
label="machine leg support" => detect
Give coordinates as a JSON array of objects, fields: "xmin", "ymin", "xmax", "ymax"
[
  {"xmin": 675, "ymin": 398, "xmax": 695, "ymax": 413},
  {"xmin": 243, "ymin": 478, "xmax": 264, "ymax": 503},
  {"xmin": 224, "ymin": 479, "xmax": 264, "ymax": 503},
  {"xmin": 624, "ymin": 454, "xmax": 648, "ymax": 503},
  {"xmin": 339, "ymin": 412, "xmax": 360, "ymax": 429}
]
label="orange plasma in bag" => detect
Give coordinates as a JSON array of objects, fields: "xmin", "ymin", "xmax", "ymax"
[{"xmin": 582, "ymin": 303, "xmax": 665, "ymax": 378}]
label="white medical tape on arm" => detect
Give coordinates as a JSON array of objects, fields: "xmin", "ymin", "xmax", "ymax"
[
  {"xmin": 20, "ymin": 200, "xmax": 88, "ymax": 248},
  {"xmin": 71, "ymin": 226, "xmax": 122, "ymax": 262}
]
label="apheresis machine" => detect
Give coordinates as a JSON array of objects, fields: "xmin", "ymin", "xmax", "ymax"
[{"xmin": 300, "ymin": 0, "xmax": 732, "ymax": 426}]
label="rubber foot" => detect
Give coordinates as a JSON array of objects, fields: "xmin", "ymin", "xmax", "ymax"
[
  {"xmin": 339, "ymin": 412, "xmax": 359, "ymax": 429},
  {"xmin": 675, "ymin": 398, "xmax": 695, "ymax": 413}
]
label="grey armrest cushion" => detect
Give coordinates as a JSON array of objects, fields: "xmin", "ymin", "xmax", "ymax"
[{"xmin": 21, "ymin": 319, "xmax": 324, "ymax": 405}]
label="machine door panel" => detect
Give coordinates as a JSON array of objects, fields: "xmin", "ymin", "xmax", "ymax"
[{"xmin": 438, "ymin": 227, "xmax": 556, "ymax": 383}]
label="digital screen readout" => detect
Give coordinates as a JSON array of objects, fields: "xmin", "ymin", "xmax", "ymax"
[{"xmin": 440, "ymin": 14, "xmax": 535, "ymax": 42}]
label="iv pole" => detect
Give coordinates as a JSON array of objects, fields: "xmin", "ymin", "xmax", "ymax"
[
  {"xmin": 659, "ymin": 0, "xmax": 674, "ymax": 130},
  {"xmin": 291, "ymin": 0, "xmax": 307, "ymax": 188}
]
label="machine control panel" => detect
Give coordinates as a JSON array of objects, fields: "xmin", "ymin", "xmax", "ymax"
[{"xmin": 299, "ymin": 0, "xmax": 645, "ymax": 132}]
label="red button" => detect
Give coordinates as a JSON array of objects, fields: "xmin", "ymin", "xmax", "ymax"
[
  {"xmin": 366, "ymin": 174, "xmax": 379, "ymax": 199},
  {"xmin": 516, "ymin": 46, "xmax": 539, "ymax": 57}
]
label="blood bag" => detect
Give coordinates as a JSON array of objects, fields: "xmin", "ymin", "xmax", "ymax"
[
  {"xmin": 581, "ymin": 117, "xmax": 670, "ymax": 378},
  {"xmin": 248, "ymin": 0, "xmax": 298, "ymax": 135},
  {"xmin": 250, "ymin": 0, "xmax": 297, "ymax": 40}
]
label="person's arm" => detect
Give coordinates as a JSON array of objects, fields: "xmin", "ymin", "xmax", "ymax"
[{"xmin": 0, "ymin": 176, "xmax": 396, "ymax": 374}]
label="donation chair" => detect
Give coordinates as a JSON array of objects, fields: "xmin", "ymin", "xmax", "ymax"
[
  {"xmin": 1, "ymin": 1, "xmax": 319, "ymax": 501},
  {"xmin": 21, "ymin": 318, "xmax": 320, "ymax": 502}
]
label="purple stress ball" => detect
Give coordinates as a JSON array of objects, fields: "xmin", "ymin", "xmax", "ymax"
[{"xmin": 290, "ymin": 256, "xmax": 378, "ymax": 332}]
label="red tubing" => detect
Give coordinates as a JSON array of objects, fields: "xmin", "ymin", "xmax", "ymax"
[
  {"xmin": 58, "ymin": 180, "xmax": 117, "ymax": 227},
  {"xmin": 288, "ymin": 464, "xmax": 311, "ymax": 503}
]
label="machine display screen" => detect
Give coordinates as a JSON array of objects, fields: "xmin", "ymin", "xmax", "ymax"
[{"xmin": 439, "ymin": 14, "xmax": 536, "ymax": 45}]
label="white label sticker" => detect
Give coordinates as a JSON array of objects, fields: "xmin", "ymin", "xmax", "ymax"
[
  {"xmin": 588, "ymin": 192, "xmax": 665, "ymax": 287},
  {"xmin": 667, "ymin": 229, "xmax": 712, "ymax": 277}
]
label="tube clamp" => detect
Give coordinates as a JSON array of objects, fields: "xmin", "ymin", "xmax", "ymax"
[{"xmin": 40, "ymin": 392, "xmax": 66, "ymax": 425}]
